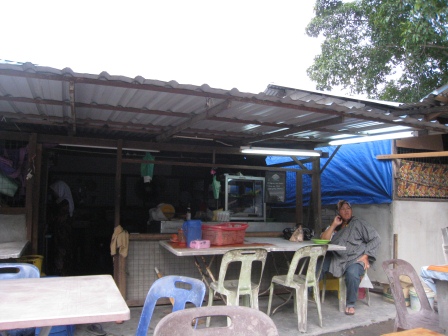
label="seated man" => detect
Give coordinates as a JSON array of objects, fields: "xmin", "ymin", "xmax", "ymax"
[{"xmin": 320, "ymin": 200, "xmax": 381, "ymax": 315}]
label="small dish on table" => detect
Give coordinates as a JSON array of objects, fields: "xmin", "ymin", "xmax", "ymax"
[{"xmin": 312, "ymin": 239, "xmax": 331, "ymax": 245}]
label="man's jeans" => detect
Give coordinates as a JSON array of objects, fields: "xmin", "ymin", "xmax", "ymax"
[
  {"xmin": 319, "ymin": 255, "xmax": 365, "ymax": 308},
  {"xmin": 420, "ymin": 266, "xmax": 448, "ymax": 293}
]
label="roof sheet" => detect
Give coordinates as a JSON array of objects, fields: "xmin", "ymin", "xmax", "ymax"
[{"xmin": 0, "ymin": 62, "xmax": 447, "ymax": 153}]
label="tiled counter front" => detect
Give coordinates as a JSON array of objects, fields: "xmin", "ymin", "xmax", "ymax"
[{"xmin": 125, "ymin": 235, "xmax": 292, "ymax": 306}]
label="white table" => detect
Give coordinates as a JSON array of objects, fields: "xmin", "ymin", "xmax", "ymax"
[
  {"xmin": 0, "ymin": 240, "xmax": 29, "ymax": 259},
  {"xmin": 160, "ymin": 237, "xmax": 346, "ymax": 303},
  {"xmin": 159, "ymin": 237, "xmax": 346, "ymax": 256},
  {"xmin": 0, "ymin": 274, "xmax": 130, "ymax": 336}
]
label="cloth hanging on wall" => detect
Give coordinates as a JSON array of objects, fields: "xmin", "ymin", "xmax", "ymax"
[
  {"xmin": 397, "ymin": 160, "xmax": 448, "ymax": 197},
  {"xmin": 110, "ymin": 225, "xmax": 129, "ymax": 258}
]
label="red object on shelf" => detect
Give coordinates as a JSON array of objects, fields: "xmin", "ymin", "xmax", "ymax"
[{"xmin": 201, "ymin": 222, "xmax": 249, "ymax": 246}]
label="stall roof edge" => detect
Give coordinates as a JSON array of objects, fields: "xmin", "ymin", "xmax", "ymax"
[{"xmin": 0, "ymin": 62, "xmax": 447, "ymax": 153}]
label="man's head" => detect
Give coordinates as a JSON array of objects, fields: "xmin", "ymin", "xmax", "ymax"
[{"xmin": 337, "ymin": 200, "xmax": 352, "ymax": 222}]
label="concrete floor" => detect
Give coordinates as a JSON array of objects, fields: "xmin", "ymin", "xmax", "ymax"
[{"xmin": 73, "ymin": 291, "xmax": 398, "ymax": 336}]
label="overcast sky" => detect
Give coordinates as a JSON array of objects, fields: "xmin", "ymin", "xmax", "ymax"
[{"xmin": 2, "ymin": 1, "xmax": 324, "ymax": 94}]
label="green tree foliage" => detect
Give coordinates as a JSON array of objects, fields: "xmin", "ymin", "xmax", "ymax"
[{"xmin": 306, "ymin": 0, "xmax": 448, "ymax": 102}]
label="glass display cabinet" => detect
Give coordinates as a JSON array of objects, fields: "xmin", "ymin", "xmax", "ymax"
[{"xmin": 223, "ymin": 174, "xmax": 265, "ymax": 221}]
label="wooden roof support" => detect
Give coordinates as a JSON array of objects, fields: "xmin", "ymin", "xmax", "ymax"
[{"xmin": 377, "ymin": 151, "xmax": 448, "ymax": 160}]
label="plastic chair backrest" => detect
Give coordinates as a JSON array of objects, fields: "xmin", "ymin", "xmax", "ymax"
[
  {"xmin": 382, "ymin": 259, "xmax": 443, "ymax": 332},
  {"xmin": 285, "ymin": 245, "xmax": 327, "ymax": 288},
  {"xmin": 216, "ymin": 248, "xmax": 268, "ymax": 294},
  {"xmin": 135, "ymin": 275, "xmax": 206, "ymax": 336},
  {"xmin": 0, "ymin": 263, "xmax": 40, "ymax": 279},
  {"xmin": 153, "ymin": 305, "xmax": 279, "ymax": 336}
]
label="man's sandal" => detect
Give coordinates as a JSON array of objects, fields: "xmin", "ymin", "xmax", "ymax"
[
  {"xmin": 87, "ymin": 323, "xmax": 106, "ymax": 336},
  {"xmin": 345, "ymin": 307, "xmax": 355, "ymax": 315}
]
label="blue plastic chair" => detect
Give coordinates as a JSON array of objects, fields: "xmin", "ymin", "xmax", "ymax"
[
  {"xmin": 0, "ymin": 263, "xmax": 40, "ymax": 336},
  {"xmin": 0, "ymin": 263, "xmax": 40, "ymax": 280},
  {"xmin": 135, "ymin": 275, "xmax": 206, "ymax": 336}
]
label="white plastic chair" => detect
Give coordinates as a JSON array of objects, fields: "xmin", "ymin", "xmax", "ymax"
[
  {"xmin": 207, "ymin": 248, "xmax": 268, "ymax": 308},
  {"xmin": 206, "ymin": 248, "xmax": 268, "ymax": 327},
  {"xmin": 267, "ymin": 245, "xmax": 327, "ymax": 333}
]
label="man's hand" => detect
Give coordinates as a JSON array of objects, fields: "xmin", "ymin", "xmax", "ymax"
[
  {"xmin": 320, "ymin": 215, "xmax": 344, "ymax": 240},
  {"xmin": 333, "ymin": 215, "xmax": 343, "ymax": 226},
  {"xmin": 357, "ymin": 254, "xmax": 370, "ymax": 270}
]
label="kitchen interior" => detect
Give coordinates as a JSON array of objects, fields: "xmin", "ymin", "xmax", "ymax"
[{"xmin": 42, "ymin": 144, "xmax": 297, "ymax": 277}]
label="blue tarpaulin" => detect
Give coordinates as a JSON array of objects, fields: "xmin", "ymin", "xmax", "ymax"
[{"xmin": 265, "ymin": 140, "xmax": 393, "ymax": 207}]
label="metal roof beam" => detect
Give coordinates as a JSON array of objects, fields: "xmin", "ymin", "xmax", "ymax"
[
  {"xmin": 246, "ymin": 116, "xmax": 344, "ymax": 144},
  {"xmin": 156, "ymin": 100, "xmax": 231, "ymax": 142}
]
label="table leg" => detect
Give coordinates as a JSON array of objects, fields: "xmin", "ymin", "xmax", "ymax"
[
  {"xmin": 202, "ymin": 256, "xmax": 216, "ymax": 283},
  {"xmin": 271, "ymin": 290, "xmax": 294, "ymax": 315},
  {"xmin": 193, "ymin": 256, "xmax": 211, "ymax": 288}
]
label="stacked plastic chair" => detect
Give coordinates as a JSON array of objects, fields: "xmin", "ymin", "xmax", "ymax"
[{"xmin": 135, "ymin": 275, "xmax": 206, "ymax": 336}]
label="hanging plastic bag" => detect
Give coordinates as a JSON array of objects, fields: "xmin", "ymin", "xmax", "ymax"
[
  {"xmin": 359, "ymin": 273, "xmax": 374, "ymax": 289},
  {"xmin": 149, "ymin": 206, "xmax": 167, "ymax": 221},
  {"xmin": 141, "ymin": 153, "xmax": 155, "ymax": 183},
  {"xmin": 303, "ymin": 227, "xmax": 315, "ymax": 240},
  {"xmin": 212, "ymin": 175, "xmax": 221, "ymax": 199},
  {"xmin": 283, "ymin": 226, "xmax": 314, "ymax": 241}
]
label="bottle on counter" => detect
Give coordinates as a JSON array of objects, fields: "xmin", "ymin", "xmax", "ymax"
[
  {"xmin": 186, "ymin": 204, "xmax": 191, "ymax": 220},
  {"xmin": 178, "ymin": 228, "xmax": 186, "ymax": 245}
]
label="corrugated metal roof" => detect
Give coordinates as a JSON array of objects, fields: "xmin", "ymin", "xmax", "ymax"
[{"xmin": 0, "ymin": 62, "xmax": 447, "ymax": 153}]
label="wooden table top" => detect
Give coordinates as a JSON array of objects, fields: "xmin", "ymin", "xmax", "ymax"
[{"xmin": 0, "ymin": 274, "xmax": 130, "ymax": 330}]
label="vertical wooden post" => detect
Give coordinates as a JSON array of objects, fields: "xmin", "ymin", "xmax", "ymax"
[
  {"xmin": 113, "ymin": 140, "xmax": 126, "ymax": 299},
  {"xmin": 26, "ymin": 134, "xmax": 37, "ymax": 251},
  {"xmin": 312, "ymin": 157, "xmax": 322, "ymax": 235},
  {"xmin": 295, "ymin": 172, "xmax": 303, "ymax": 227},
  {"xmin": 31, "ymin": 144, "xmax": 43, "ymax": 254}
]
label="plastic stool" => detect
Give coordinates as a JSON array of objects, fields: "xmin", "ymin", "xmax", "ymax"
[{"xmin": 320, "ymin": 273, "xmax": 370, "ymax": 312}]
